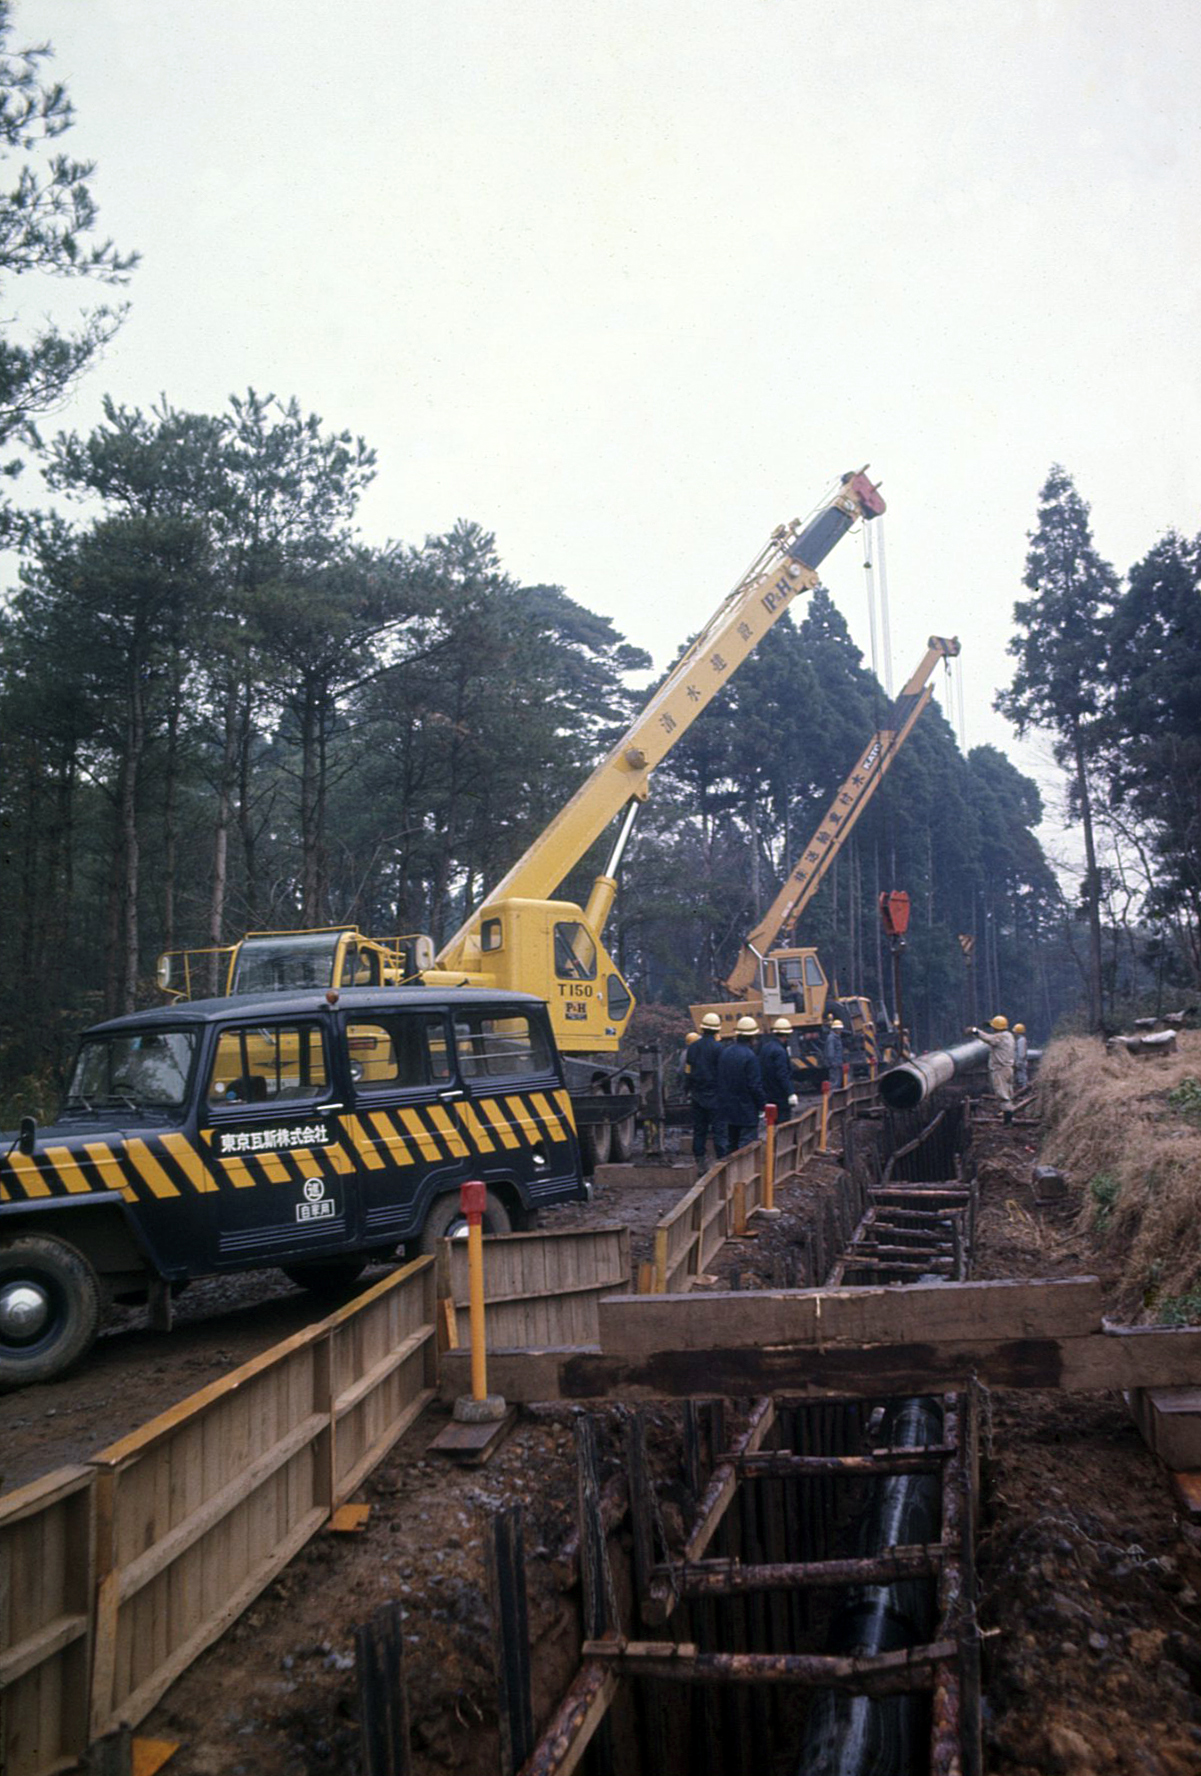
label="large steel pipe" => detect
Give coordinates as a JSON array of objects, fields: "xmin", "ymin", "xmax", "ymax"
[{"xmin": 878, "ymin": 1040, "xmax": 989, "ymax": 1112}]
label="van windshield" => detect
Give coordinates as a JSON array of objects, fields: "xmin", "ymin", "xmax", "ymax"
[
  {"xmin": 231, "ymin": 932, "xmax": 345, "ymax": 994},
  {"xmin": 64, "ymin": 1029, "xmax": 197, "ymax": 1113}
]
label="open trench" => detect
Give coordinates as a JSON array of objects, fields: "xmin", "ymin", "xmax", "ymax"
[{"xmin": 509, "ymin": 1096, "xmax": 981, "ymax": 1776}]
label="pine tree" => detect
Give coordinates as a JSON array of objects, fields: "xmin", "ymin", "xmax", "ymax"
[{"xmin": 996, "ymin": 467, "xmax": 1118, "ymax": 1029}]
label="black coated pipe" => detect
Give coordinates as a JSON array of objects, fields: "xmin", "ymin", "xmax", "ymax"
[
  {"xmin": 793, "ymin": 1397, "xmax": 944, "ymax": 1775},
  {"xmin": 878, "ymin": 1040, "xmax": 989, "ymax": 1112}
]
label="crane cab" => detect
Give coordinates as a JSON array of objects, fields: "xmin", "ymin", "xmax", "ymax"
[{"xmin": 420, "ymin": 898, "xmax": 636, "ymax": 1056}]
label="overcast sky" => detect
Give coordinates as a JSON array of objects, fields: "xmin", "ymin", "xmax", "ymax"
[{"xmin": 11, "ymin": 0, "xmax": 1201, "ymax": 877}]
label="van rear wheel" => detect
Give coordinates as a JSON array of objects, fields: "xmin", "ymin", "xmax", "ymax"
[
  {"xmin": 417, "ymin": 1190, "xmax": 512, "ymax": 1255},
  {"xmin": 0, "ymin": 1235, "xmax": 101, "ymax": 1389}
]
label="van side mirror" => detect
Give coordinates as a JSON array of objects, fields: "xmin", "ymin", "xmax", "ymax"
[{"xmin": 17, "ymin": 1116, "xmax": 37, "ymax": 1156}]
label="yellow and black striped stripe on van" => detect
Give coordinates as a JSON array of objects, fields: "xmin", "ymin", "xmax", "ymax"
[{"xmin": 0, "ymin": 1089, "xmax": 576, "ymax": 1205}]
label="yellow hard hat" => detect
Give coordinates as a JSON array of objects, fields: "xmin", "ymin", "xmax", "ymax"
[
  {"xmin": 701, "ymin": 1011, "xmax": 721, "ymax": 1030},
  {"xmin": 772, "ymin": 1018, "xmax": 792, "ymax": 1035},
  {"xmin": 990, "ymin": 1015, "xmax": 1008, "ymax": 1031},
  {"xmin": 831, "ymin": 1020, "xmax": 844, "ymax": 1030},
  {"xmin": 735, "ymin": 1015, "xmax": 759, "ymax": 1036},
  {"xmin": 685, "ymin": 1031, "xmax": 701, "ymax": 1045},
  {"xmin": 1014, "ymin": 1023, "xmax": 1026, "ymax": 1034}
]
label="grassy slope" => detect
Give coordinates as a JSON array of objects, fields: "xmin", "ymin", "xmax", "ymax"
[{"xmin": 1037, "ymin": 1030, "xmax": 1201, "ymax": 1321}]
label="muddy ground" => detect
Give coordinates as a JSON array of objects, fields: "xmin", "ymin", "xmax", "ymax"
[{"xmin": 4, "ymin": 1102, "xmax": 1201, "ymax": 1773}]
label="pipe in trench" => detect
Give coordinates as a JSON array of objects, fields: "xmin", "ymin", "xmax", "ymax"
[
  {"xmin": 792, "ymin": 1396, "xmax": 944, "ymax": 1776},
  {"xmin": 877, "ymin": 1040, "xmax": 989, "ymax": 1112}
]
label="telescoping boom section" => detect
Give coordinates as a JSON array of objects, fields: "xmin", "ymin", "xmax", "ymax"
[
  {"xmin": 423, "ymin": 469, "xmax": 886, "ymax": 1052},
  {"xmin": 722, "ymin": 635, "xmax": 961, "ymax": 1003}
]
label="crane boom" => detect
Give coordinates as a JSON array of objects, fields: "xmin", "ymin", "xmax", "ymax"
[
  {"xmin": 723, "ymin": 635, "xmax": 961, "ymax": 997},
  {"xmin": 436, "ymin": 468, "xmax": 885, "ymax": 970}
]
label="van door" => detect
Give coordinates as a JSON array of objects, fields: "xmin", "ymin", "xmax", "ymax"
[
  {"xmin": 201, "ymin": 1016, "xmax": 357, "ymax": 1265},
  {"xmin": 338, "ymin": 1008, "xmax": 467, "ymax": 1243},
  {"xmin": 451, "ymin": 1006, "xmax": 580, "ymax": 1204}
]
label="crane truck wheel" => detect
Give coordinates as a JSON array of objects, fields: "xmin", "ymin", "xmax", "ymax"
[
  {"xmin": 416, "ymin": 1189, "xmax": 513, "ymax": 1255},
  {"xmin": 281, "ymin": 1257, "xmax": 368, "ymax": 1297},
  {"xmin": 609, "ymin": 1080, "xmax": 637, "ymax": 1163},
  {"xmin": 0, "ymin": 1235, "xmax": 101, "ymax": 1388},
  {"xmin": 581, "ymin": 1120, "xmax": 611, "ymax": 1170}
]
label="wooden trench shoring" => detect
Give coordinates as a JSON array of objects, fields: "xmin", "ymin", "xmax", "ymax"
[{"xmin": 516, "ymin": 1099, "xmax": 984, "ymax": 1776}]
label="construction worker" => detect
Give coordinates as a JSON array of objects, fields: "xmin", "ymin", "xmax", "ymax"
[
  {"xmin": 1013, "ymin": 1023, "xmax": 1029, "ymax": 1093},
  {"xmin": 968, "ymin": 1015, "xmax": 1016, "ymax": 1123},
  {"xmin": 823, "ymin": 1018, "xmax": 845, "ymax": 1090},
  {"xmin": 715, "ymin": 1014, "xmax": 766, "ymax": 1157},
  {"xmin": 684, "ymin": 1014, "xmax": 722, "ymax": 1168},
  {"xmin": 759, "ymin": 1017, "xmax": 801, "ymax": 1121}
]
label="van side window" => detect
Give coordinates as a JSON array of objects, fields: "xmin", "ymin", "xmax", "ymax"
[
  {"xmin": 454, "ymin": 1012, "xmax": 550, "ymax": 1080},
  {"xmin": 207, "ymin": 1024, "xmax": 329, "ymax": 1106},
  {"xmin": 345, "ymin": 1014, "xmax": 452, "ymax": 1091}
]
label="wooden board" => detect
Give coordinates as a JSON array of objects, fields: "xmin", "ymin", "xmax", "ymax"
[
  {"xmin": 1127, "ymin": 1387, "xmax": 1201, "ymax": 1470},
  {"xmin": 443, "ymin": 1323, "xmax": 1201, "ymax": 1403},
  {"xmin": 428, "ymin": 1408, "xmax": 518, "ymax": 1466},
  {"xmin": 596, "ymin": 1277, "xmax": 1104, "ymax": 1354}
]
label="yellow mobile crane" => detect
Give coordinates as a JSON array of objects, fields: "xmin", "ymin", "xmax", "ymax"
[
  {"xmin": 689, "ymin": 635, "xmax": 961, "ymax": 1058},
  {"xmin": 158, "ymin": 468, "xmax": 885, "ymax": 1161}
]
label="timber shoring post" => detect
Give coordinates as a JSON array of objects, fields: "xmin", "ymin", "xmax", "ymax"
[
  {"xmin": 625, "ymin": 1410, "xmax": 656, "ymax": 1618},
  {"xmin": 574, "ymin": 1414, "xmax": 617, "ymax": 1776},
  {"xmin": 355, "ymin": 1600, "xmax": 412, "ymax": 1776},
  {"xmin": 682, "ymin": 1399, "xmax": 703, "ymax": 1508},
  {"xmin": 486, "ymin": 1506, "xmax": 535, "ymax": 1776},
  {"xmin": 739, "ymin": 1461, "xmax": 773, "ymax": 1764},
  {"xmin": 962, "ymin": 1380, "xmax": 983, "ymax": 1776}
]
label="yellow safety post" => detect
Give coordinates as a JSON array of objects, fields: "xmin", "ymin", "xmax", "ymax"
[
  {"xmin": 818, "ymin": 1081, "xmax": 831, "ymax": 1154},
  {"xmin": 464, "ymin": 1179, "xmax": 488, "ymax": 1401},
  {"xmin": 452, "ymin": 1179, "xmax": 506, "ymax": 1425},
  {"xmin": 762, "ymin": 1101, "xmax": 781, "ymax": 1216}
]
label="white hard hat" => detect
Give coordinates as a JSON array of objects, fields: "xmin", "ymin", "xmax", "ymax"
[
  {"xmin": 701, "ymin": 1011, "xmax": 721, "ymax": 1030},
  {"xmin": 735, "ymin": 1015, "xmax": 759, "ymax": 1036},
  {"xmin": 772, "ymin": 1018, "xmax": 792, "ymax": 1035}
]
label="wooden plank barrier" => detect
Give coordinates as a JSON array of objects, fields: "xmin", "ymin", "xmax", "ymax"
[
  {"xmin": 436, "ymin": 1226, "xmax": 631, "ymax": 1350},
  {"xmin": 0, "ymin": 1254, "xmax": 437, "ymax": 1774},
  {"xmin": 0, "ymin": 1465, "xmax": 95, "ymax": 1776},
  {"xmin": 87, "ymin": 1256, "xmax": 436, "ymax": 1739},
  {"xmin": 648, "ymin": 1083, "xmax": 876, "ymax": 1294}
]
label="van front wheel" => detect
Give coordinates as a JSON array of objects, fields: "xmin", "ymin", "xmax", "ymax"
[
  {"xmin": 0, "ymin": 1235, "xmax": 101, "ymax": 1389},
  {"xmin": 417, "ymin": 1190, "xmax": 512, "ymax": 1255}
]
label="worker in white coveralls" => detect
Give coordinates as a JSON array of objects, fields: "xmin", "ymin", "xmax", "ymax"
[
  {"xmin": 1013, "ymin": 1023, "xmax": 1029, "ymax": 1092},
  {"xmin": 967, "ymin": 1015, "xmax": 1017, "ymax": 1124}
]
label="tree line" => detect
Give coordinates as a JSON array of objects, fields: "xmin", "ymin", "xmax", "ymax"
[
  {"xmin": 999, "ymin": 467, "xmax": 1201, "ymax": 1029},
  {"xmin": 0, "ymin": 6, "xmax": 1196, "ymax": 1110}
]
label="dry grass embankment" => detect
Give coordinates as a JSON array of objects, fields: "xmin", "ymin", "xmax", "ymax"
[{"xmin": 1037, "ymin": 1030, "xmax": 1201, "ymax": 1322}]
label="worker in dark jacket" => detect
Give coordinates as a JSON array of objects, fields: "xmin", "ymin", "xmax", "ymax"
[
  {"xmin": 684, "ymin": 1013, "xmax": 722, "ymax": 1168},
  {"xmin": 758, "ymin": 1017, "xmax": 800, "ymax": 1121},
  {"xmin": 823, "ymin": 1018, "xmax": 845, "ymax": 1088},
  {"xmin": 716, "ymin": 1015, "xmax": 766, "ymax": 1155}
]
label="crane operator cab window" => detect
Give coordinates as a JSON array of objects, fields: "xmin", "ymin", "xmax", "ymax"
[
  {"xmin": 778, "ymin": 954, "xmax": 826, "ymax": 1009},
  {"xmin": 554, "ymin": 922, "xmax": 597, "ymax": 982},
  {"xmin": 340, "ymin": 943, "xmax": 381, "ymax": 988}
]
